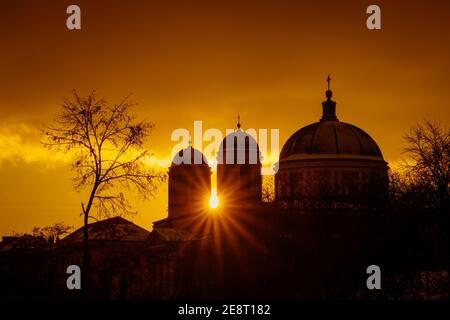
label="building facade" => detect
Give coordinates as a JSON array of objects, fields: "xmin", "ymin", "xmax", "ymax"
[{"xmin": 275, "ymin": 86, "xmax": 388, "ymax": 209}]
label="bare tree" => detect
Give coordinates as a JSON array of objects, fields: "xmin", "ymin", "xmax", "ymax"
[
  {"xmin": 388, "ymin": 168, "xmax": 440, "ymax": 211},
  {"xmin": 42, "ymin": 90, "xmax": 166, "ymax": 294},
  {"xmin": 403, "ymin": 120, "xmax": 449, "ymax": 212},
  {"xmin": 32, "ymin": 223, "xmax": 74, "ymax": 242},
  {"xmin": 402, "ymin": 120, "xmax": 450, "ymax": 286}
]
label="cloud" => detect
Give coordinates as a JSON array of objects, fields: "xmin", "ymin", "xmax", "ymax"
[
  {"xmin": 143, "ymin": 156, "xmax": 170, "ymax": 168},
  {"xmin": 0, "ymin": 122, "xmax": 70, "ymax": 166},
  {"xmin": 0, "ymin": 122, "xmax": 172, "ymax": 172}
]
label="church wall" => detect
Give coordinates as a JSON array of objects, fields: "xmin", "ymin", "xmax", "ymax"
[{"xmin": 275, "ymin": 158, "xmax": 388, "ymax": 209}]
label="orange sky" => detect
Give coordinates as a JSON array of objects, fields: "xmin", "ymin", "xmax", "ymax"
[{"xmin": 1, "ymin": 0, "xmax": 449, "ymax": 235}]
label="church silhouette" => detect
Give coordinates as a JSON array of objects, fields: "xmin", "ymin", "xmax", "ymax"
[
  {"xmin": 0, "ymin": 80, "xmax": 444, "ymax": 300},
  {"xmin": 157, "ymin": 77, "xmax": 388, "ymax": 233}
]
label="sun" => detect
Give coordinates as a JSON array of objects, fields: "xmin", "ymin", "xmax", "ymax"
[{"xmin": 209, "ymin": 190, "xmax": 219, "ymax": 209}]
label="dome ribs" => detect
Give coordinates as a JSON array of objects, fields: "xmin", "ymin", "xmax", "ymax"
[
  {"xmin": 347, "ymin": 124, "xmax": 367, "ymax": 155},
  {"xmin": 309, "ymin": 124, "xmax": 319, "ymax": 154},
  {"xmin": 332, "ymin": 122, "xmax": 340, "ymax": 154},
  {"xmin": 280, "ymin": 121, "xmax": 383, "ymax": 159}
]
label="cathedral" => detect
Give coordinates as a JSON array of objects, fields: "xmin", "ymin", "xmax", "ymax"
[
  {"xmin": 2, "ymin": 79, "xmax": 445, "ymax": 300},
  {"xmin": 137, "ymin": 79, "xmax": 397, "ymax": 299},
  {"xmin": 159, "ymin": 77, "xmax": 388, "ymax": 226}
]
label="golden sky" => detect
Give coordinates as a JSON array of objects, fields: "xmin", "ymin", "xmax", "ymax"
[{"xmin": 1, "ymin": 0, "xmax": 449, "ymax": 235}]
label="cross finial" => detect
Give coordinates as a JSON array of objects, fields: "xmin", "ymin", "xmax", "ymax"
[
  {"xmin": 326, "ymin": 75, "xmax": 331, "ymax": 91},
  {"xmin": 237, "ymin": 114, "xmax": 241, "ymax": 129}
]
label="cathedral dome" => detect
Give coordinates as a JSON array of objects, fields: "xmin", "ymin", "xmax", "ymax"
[
  {"xmin": 280, "ymin": 121, "xmax": 383, "ymax": 160},
  {"xmin": 168, "ymin": 145, "xmax": 211, "ymax": 219},
  {"xmin": 280, "ymin": 80, "xmax": 383, "ymax": 161},
  {"xmin": 275, "ymin": 77, "xmax": 388, "ymax": 210},
  {"xmin": 217, "ymin": 116, "xmax": 261, "ymax": 165},
  {"xmin": 172, "ymin": 146, "xmax": 208, "ymax": 166},
  {"xmin": 216, "ymin": 117, "xmax": 262, "ymax": 205}
]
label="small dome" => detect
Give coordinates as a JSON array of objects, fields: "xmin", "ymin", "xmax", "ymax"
[
  {"xmin": 280, "ymin": 121, "xmax": 383, "ymax": 160},
  {"xmin": 172, "ymin": 146, "xmax": 208, "ymax": 166},
  {"xmin": 218, "ymin": 128, "xmax": 261, "ymax": 164}
]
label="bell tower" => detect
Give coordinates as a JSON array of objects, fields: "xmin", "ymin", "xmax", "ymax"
[{"xmin": 217, "ymin": 117, "xmax": 262, "ymax": 208}]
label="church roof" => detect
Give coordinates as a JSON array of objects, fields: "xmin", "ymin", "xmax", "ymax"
[
  {"xmin": 172, "ymin": 146, "xmax": 209, "ymax": 166},
  {"xmin": 280, "ymin": 121, "xmax": 383, "ymax": 160},
  {"xmin": 217, "ymin": 116, "xmax": 261, "ymax": 165},
  {"xmin": 61, "ymin": 216, "xmax": 150, "ymax": 244},
  {"xmin": 0, "ymin": 235, "xmax": 47, "ymax": 252}
]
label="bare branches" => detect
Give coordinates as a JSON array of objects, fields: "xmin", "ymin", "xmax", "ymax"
[
  {"xmin": 94, "ymin": 192, "xmax": 136, "ymax": 218},
  {"xmin": 394, "ymin": 120, "xmax": 450, "ymax": 213},
  {"xmin": 32, "ymin": 223, "xmax": 74, "ymax": 242},
  {"xmin": 41, "ymin": 90, "xmax": 166, "ymax": 220}
]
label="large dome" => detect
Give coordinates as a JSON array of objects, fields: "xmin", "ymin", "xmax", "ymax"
[
  {"xmin": 280, "ymin": 83, "xmax": 383, "ymax": 161},
  {"xmin": 276, "ymin": 77, "xmax": 388, "ymax": 210},
  {"xmin": 280, "ymin": 121, "xmax": 383, "ymax": 160}
]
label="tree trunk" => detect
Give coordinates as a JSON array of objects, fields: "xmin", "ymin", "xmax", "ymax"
[
  {"xmin": 83, "ymin": 209, "xmax": 89, "ymax": 299},
  {"xmin": 82, "ymin": 183, "xmax": 98, "ymax": 299}
]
